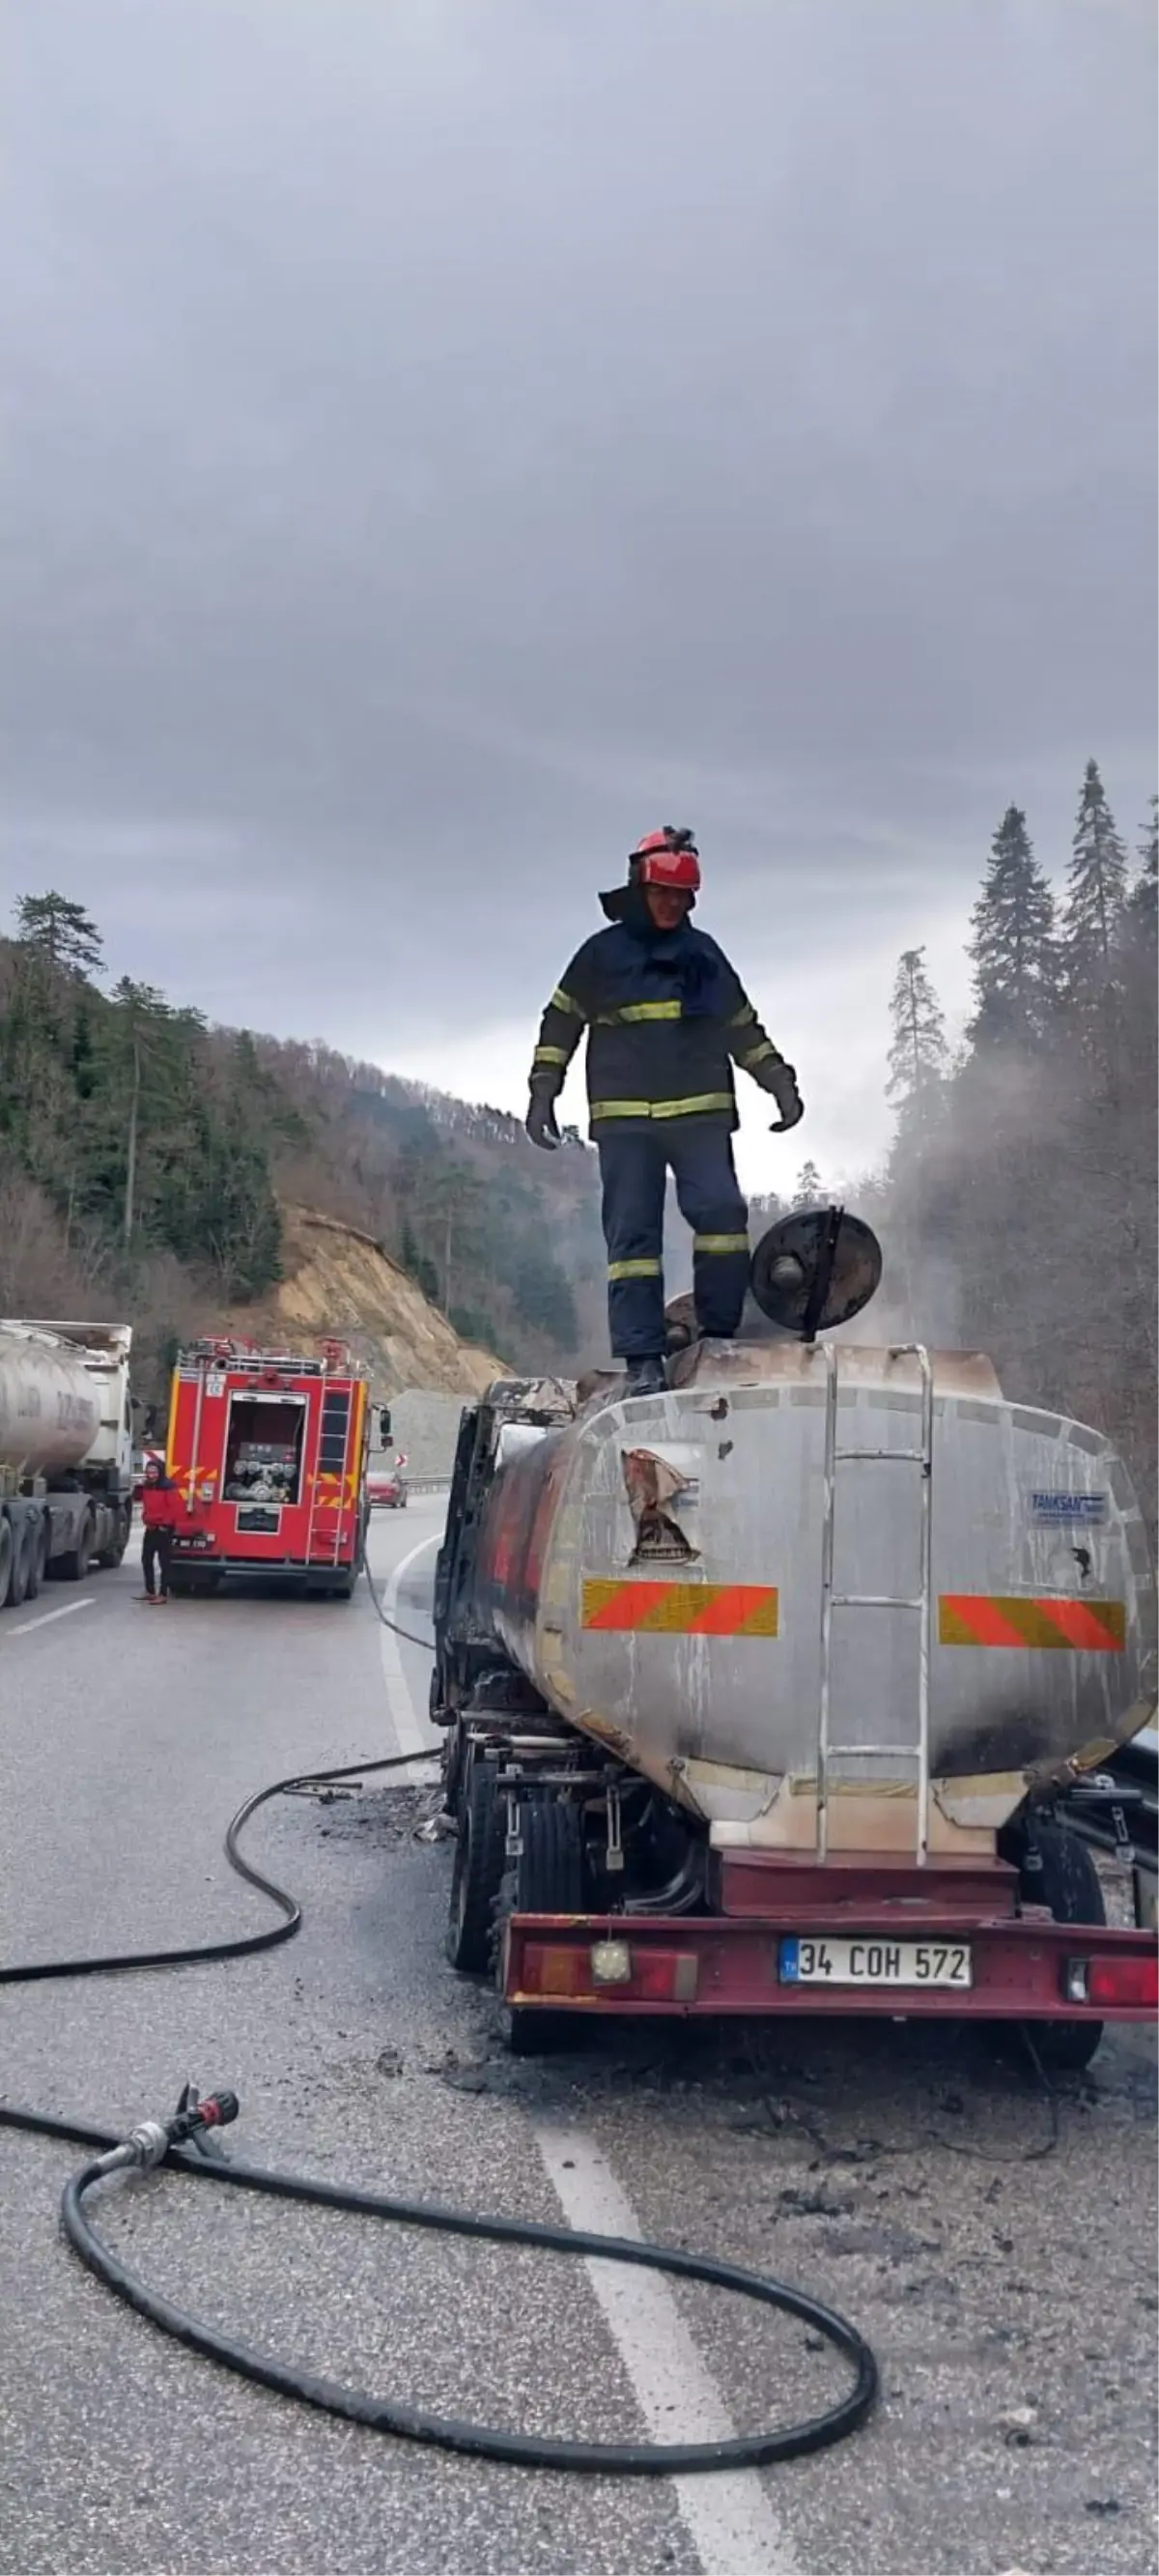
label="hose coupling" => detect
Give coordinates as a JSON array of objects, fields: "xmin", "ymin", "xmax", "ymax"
[
  {"xmin": 93, "ymin": 2120, "xmax": 171, "ymax": 2177},
  {"xmin": 92, "ymin": 2090, "xmax": 240, "ymax": 2178}
]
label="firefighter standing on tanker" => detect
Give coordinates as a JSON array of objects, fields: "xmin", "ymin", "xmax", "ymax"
[{"xmin": 525, "ymin": 828, "xmax": 804, "ymax": 1391}]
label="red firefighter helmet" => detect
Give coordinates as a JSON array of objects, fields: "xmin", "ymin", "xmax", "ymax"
[{"xmin": 630, "ymin": 825, "xmax": 701, "ymax": 892}]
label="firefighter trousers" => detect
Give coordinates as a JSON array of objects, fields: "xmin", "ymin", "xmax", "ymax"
[{"xmin": 598, "ymin": 1129, "xmax": 749, "ymax": 1360}]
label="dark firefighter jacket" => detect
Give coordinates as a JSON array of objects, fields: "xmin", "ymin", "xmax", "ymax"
[{"xmin": 529, "ymin": 913, "xmax": 784, "ymax": 1139}]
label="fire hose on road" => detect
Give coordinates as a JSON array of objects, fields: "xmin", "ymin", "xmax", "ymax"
[{"xmin": 0, "ymin": 1720, "xmax": 879, "ymax": 2477}]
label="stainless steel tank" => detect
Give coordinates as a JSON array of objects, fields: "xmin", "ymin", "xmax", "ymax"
[
  {"xmin": 469, "ymin": 1340, "xmax": 1156, "ymax": 1855},
  {"xmin": 0, "ymin": 1326, "xmax": 102, "ymax": 1475}
]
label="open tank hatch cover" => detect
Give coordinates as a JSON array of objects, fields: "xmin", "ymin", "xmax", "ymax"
[{"xmin": 749, "ymin": 1207, "xmax": 883, "ymax": 1338}]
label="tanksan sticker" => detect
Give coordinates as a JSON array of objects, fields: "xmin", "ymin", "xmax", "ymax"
[{"xmin": 1030, "ymin": 1490, "xmax": 1108, "ymax": 1525}]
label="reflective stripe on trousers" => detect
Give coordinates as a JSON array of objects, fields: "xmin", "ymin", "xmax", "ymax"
[{"xmin": 598, "ymin": 1130, "xmax": 749, "ymax": 1360}]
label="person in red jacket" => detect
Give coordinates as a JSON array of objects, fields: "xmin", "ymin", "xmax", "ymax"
[{"xmin": 138, "ymin": 1457, "xmax": 180, "ymax": 1603}]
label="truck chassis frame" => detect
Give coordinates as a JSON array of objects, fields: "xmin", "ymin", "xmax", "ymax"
[{"xmin": 438, "ymin": 1706, "xmax": 1158, "ymax": 2053}]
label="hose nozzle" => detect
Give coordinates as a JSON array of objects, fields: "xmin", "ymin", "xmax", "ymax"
[{"xmin": 93, "ymin": 2088, "xmax": 240, "ymax": 2178}]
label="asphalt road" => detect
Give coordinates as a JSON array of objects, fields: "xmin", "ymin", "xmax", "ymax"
[{"xmin": 1, "ymin": 1498, "xmax": 1155, "ymax": 2576}]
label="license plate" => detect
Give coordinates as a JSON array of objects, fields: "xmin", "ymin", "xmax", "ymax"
[{"xmin": 778, "ymin": 1935, "xmax": 973, "ymax": 1989}]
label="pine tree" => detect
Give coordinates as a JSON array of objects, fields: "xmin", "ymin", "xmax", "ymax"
[
  {"xmin": 400, "ymin": 1220, "xmax": 439, "ymax": 1307},
  {"xmin": 86, "ymin": 979, "xmax": 200, "ymax": 1245},
  {"xmin": 1126, "ymin": 794, "xmax": 1158, "ymax": 950},
  {"xmin": 1062, "ymin": 759, "xmax": 1129, "ymax": 997},
  {"xmin": 791, "ymin": 1159, "xmax": 824, "ymax": 1207},
  {"xmin": 887, "ymin": 948, "xmax": 947, "ymax": 1138},
  {"xmin": 14, "ymin": 891, "xmax": 103, "ymax": 980},
  {"xmin": 512, "ymin": 1242, "xmax": 579, "ymax": 1347},
  {"xmin": 2, "ymin": 894, "xmax": 105, "ymax": 1207},
  {"xmin": 968, "ymin": 806, "xmax": 1057, "ymax": 1047}
]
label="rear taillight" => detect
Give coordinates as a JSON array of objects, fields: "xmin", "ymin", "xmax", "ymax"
[
  {"xmin": 1065, "ymin": 1953, "xmax": 1158, "ymax": 2010},
  {"xmin": 516, "ymin": 1940, "xmax": 699, "ymax": 2004},
  {"xmin": 633, "ymin": 1947, "xmax": 699, "ymax": 2002},
  {"xmin": 522, "ymin": 1943, "xmax": 585, "ymax": 1996}
]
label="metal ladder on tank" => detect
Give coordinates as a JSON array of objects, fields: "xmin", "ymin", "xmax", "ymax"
[{"xmin": 815, "ymin": 1342, "xmax": 935, "ymax": 1865}]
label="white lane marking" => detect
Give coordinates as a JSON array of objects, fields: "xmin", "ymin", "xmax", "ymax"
[
  {"xmin": 535, "ymin": 2128, "xmax": 800, "ymax": 2576},
  {"xmin": 375, "ymin": 1530, "xmax": 440, "ymax": 1771},
  {"xmin": 7, "ymin": 1598, "xmax": 97, "ymax": 1637},
  {"xmin": 389, "ymin": 1529, "xmax": 797, "ymax": 2571}
]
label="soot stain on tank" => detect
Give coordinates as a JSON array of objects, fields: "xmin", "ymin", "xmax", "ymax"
[{"xmin": 937, "ymin": 1709, "xmax": 1056, "ymax": 1773}]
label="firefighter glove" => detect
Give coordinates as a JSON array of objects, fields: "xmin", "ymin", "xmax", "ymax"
[
  {"xmin": 762, "ymin": 1059, "xmax": 804, "ymax": 1132},
  {"xmin": 526, "ymin": 1084, "xmax": 562, "ymax": 1151}
]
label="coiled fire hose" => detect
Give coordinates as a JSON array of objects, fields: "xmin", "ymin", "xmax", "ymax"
[{"xmin": 0, "ymin": 1750, "xmax": 878, "ymax": 2475}]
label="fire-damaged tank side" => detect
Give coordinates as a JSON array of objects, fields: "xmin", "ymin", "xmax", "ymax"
[
  {"xmin": 435, "ymin": 1343, "xmax": 1155, "ymax": 1856},
  {"xmin": 432, "ymin": 1216, "xmax": 1157, "ymax": 2060}
]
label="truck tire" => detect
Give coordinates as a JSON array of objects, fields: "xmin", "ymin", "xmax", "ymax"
[
  {"xmin": 0, "ymin": 1514, "xmax": 14, "ymax": 1611},
  {"xmin": 8, "ymin": 1525, "xmax": 33, "ymax": 1611},
  {"xmin": 55, "ymin": 1509, "xmax": 95, "ymax": 1584},
  {"xmin": 96, "ymin": 1504, "xmax": 129, "ymax": 1570},
  {"xmin": 446, "ymin": 1757, "xmax": 507, "ymax": 1972},
  {"xmin": 25, "ymin": 1522, "xmax": 47, "ymax": 1603},
  {"xmin": 1020, "ymin": 1818, "xmax": 1108, "ymax": 2073},
  {"xmin": 495, "ymin": 1797, "xmax": 587, "ymax": 2055}
]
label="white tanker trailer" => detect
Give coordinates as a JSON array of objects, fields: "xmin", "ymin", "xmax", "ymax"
[
  {"xmin": 431, "ymin": 1213, "xmax": 1157, "ymax": 2061},
  {"xmin": 0, "ymin": 1320, "xmax": 135, "ymax": 1608}
]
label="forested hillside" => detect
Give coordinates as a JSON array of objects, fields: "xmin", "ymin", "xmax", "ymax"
[
  {"xmin": 868, "ymin": 763, "xmax": 1156, "ymax": 1529},
  {"xmin": 244, "ymin": 1035, "xmax": 606, "ymax": 1358},
  {"xmin": 1, "ymin": 754, "xmax": 1153, "ymax": 1530},
  {"xmin": 0, "ymin": 891, "xmax": 604, "ymax": 1400}
]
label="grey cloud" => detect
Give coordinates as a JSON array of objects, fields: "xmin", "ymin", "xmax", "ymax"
[{"xmin": 2, "ymin": 0, "xmax": 1154, "ymax": 1060}]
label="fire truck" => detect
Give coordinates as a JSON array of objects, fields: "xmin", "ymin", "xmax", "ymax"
[{"xmin": 164, "ymin": 1338, "xmax": 370, "ymax": 1596}]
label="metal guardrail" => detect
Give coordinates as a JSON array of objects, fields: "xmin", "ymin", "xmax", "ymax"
[{"xmin": 403, "ymin": 1476, "xmax": 451, "ymax": 1496}]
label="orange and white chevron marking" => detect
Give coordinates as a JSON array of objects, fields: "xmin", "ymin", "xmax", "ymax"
[
  {"xmin": 581, "ymin": 1580, "xmax": 778, "ymax": 1637},
  {"xmin": 938, "ymin": 1594, "xmax": 1125, "ymax": 1650}
]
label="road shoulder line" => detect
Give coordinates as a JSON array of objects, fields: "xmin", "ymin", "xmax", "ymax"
[
  {"xmin": 375, "ymin": 1525, "xmax": 801, "ymax": 2576},
  {"xmin": 375, "ymin": 1530, "xmax": 440, "ymax": 1768},
  {"xmin": 534, "ymin": 2125, "xmax": 801, "ymax": 2576},
  {"xmin": 7, "ymin": 1599, "xmax": 97, "ymax": 1637}
]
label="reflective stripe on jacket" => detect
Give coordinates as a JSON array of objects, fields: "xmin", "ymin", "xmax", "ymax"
[{"xmin": 529, "ymin": 923, "xmax": 781, "ymax": 1136}]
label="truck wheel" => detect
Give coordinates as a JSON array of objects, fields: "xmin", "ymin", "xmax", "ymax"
[
  {"xmin": 1019, "ymin": 1818, "xmax": 1108, "ymax": 2073},
  {"xmin": 8, "ymin": 1526, "xmax": 32, "ymax": 1611},
  {"xmin": 0, "ymin": 1516, "xmax": 14, "ymax": 1611},
  {"xmin": 446, "ymin": 1758, "xmax": 507, "ymax": 1972},
  {"xmin": 495, "ymin": 1798, "xmax": 587, "ymax": 2055},
  {"xmin": 55, "ymin": 1510, "xmax": 95, "ymax": 1584},
  {"xmin": 97, "ymin": 1505, "xmax": 130, "ymax": 1570},
  {"xmin": 25, "ymin": 1523, "xmax": 47, "ymax": 1603},
  {"xmin": 440, "ymin": 1717, "xmax": 466, "ymax": 1818}
]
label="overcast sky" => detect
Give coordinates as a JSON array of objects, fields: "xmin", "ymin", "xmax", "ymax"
[{"xmin": 3, "ymin": 0, "xmax": 1154, "ymax": 1195}]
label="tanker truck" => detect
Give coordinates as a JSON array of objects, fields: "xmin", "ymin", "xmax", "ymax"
[
  {"xmin": 0, "ymin": 1320, "xmax": 135, "ymax": 1608},
  {"xmin": 431, "ymin": 1212, "xmax": 1158, "ymax": 2062}
]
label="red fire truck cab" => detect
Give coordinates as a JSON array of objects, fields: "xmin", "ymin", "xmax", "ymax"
[{"xmin": 164, "ymin": 1338, "xmax": 370, "ymax": 1596}]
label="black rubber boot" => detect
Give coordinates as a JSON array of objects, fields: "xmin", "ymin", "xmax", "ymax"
[{"xmin": 624, "ymin": 1356, "xmax": 667, "ymax": 1395}]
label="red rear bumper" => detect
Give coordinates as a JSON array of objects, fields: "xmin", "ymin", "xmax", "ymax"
[
  {"xmin": 503, "ymin": 1866, "xmax": 1158, "ymax": 2026},
  {"xmin": 504, "ymin": 1913, "xmax": 1157, "ymax": 2020}
]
